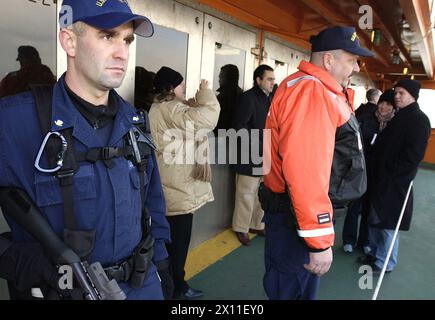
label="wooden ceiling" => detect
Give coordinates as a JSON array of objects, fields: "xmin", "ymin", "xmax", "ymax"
[{"xmin": 195, "ymin": 0, "xmax": 435, "ymax": 86}]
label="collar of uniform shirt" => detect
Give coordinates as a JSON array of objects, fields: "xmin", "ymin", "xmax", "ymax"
[{"xmin": 64, "ymin": 81, "xmax": 118, "ymax": 129}]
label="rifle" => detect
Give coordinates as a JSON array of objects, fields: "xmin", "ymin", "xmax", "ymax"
[{"xmin": 0, "ymin": 187, "xmax": 126, "ymax": 300}]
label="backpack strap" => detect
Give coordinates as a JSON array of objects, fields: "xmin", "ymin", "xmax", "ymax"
[
  {"xmin": 31, "ymin": 85, "xmax": 79, "ymax": 233},
  {"xmin": 126, "ymin": 123, "xmax": 152, "ymax": 236},
  {"xmin": 31, "ymin": 85, "xmax": 53, "ymax": 135}
]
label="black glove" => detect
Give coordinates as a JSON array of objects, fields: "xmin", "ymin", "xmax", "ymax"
[
  {"xmin": 156, "ymin": 259, "xmax": 174, "ymax": 300},
  {"xmin": 0, "ymin": 240, "xmax": 58, "ymax": 293}
]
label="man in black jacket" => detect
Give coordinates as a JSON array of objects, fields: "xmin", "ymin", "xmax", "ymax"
[
  {"xmin": 355, "ymin": 88, "xmax": 382, "ymax": 118},
  {"xmin": 232, "ymin": 65, "xmax": 275, "ymax": 245},
  {"xmin": 363, "ymin": 78, "xmax": 431, "ymax": 274},
  {"xmin": 214, "ymin": 64, "xmax": 243, "ymax": 134}
]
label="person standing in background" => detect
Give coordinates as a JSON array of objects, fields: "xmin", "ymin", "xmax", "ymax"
[
  {"xmin": 362, "ymin": 79, "xmax": 431, "ymax": 275},
  {"xmin": 343, "ymin": 89, "xmax": 396, "ymax": 254},
  {"xmin": 149, "ymin": 66, "xmax": 220, "ymax": 299},
  {"xmin": 232, "ymin": 64, "xmax": 275, "ymax": 246}
]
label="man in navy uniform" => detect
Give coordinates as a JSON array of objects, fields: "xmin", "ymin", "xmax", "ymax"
[{"xmin": 0, "ymin": 0, "xmax": 171, "ymax": 299}]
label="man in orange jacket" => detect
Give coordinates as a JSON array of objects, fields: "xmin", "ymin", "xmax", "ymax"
[{"xmin": 260, "ymin": 26, "xmax": 373, "ymax": 299}]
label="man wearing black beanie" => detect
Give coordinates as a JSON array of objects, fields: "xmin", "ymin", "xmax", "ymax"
[
  {"xmin": 395, "ymin": 78, "xmax": 421, "ymax": 102},
  {"xmin": 364, "ymin": 78, "xmax": 431, "ymax": 275}
]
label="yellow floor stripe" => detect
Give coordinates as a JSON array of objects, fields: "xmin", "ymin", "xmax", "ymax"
[{"xmin": 185, "ymin": 229, "xmax": 256, "ymax": 280}]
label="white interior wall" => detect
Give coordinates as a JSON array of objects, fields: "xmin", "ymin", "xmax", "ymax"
[
  {"xmin": 418, "ymin": 89, "xmax": 435, "ymax": 128},
  {"xmin": 0, "ymin": 0, "xmax": 57, "ymax": 78},
  {"xmin": 264, "ymin": 38, "xmax": 294, "ymax": 86}
]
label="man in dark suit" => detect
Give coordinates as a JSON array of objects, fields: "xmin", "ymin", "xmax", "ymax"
[{"xmin": 232, "ymin": 64, "xmax": 275, "ymax": 245}]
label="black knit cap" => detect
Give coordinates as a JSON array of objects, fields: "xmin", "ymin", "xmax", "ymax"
[
  {"xmin": 153, "ymin": 66, "xmax": 184, "ymax": 91},
  {"xmin": 395, "ymin": 78, "xmax": 421, "ymax": 100},
  {"xmin": 378, "ymin": 89, "xmax": 395, "ymax": 107}
]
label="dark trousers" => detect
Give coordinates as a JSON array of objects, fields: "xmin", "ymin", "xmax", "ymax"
[
  {"xmin": 166, "ymin": 213, "xmax": 193, "ymax": 294},
  {"xmin": 342, "ymin": 196, "xmax": 369, "ymax": 247},
  {"xmin": 263, "ymin": 211, "xmax": 320, "ymax": 300}
]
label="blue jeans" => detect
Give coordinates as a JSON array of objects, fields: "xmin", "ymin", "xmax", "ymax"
[{"xmin": 368, "ymin": 227, "xmax": 400, "ymax": 272}]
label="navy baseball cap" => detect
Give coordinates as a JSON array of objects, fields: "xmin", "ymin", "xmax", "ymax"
[
  {"xmin": 60, "ymin": 0, "xmax": 154, "ymax": 37},
  {"xmin": 310, "ymin": 26, "xmax": 374, "ymax": 57}
]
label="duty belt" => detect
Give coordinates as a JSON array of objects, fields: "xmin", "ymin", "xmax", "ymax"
[
  {"xmin": 258, "ymin": 182, "xmax": 292, "ymax": 214},
  {"xmin": 103, "ymin": 233, "xmax": 155, "ymax": 288},
  {"xmin": 104, "ymin": 260, "xmax": 134, "ymax": 283}
]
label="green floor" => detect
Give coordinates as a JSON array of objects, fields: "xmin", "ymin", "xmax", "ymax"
[{"xmin": 189, "ymin": 167, "xmax": 435, "ymax": 300}]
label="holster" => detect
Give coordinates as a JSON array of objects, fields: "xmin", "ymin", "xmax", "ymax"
[
  {"xmin": 104, "ymin": 233, "xmax": 154, "ymax": 289},
  {"xmin": 258, "ymin": 182, "xmax": 296, "ymax": 228},
  {"xmin": 129, "ymin": 234, "xmax": 154, "ymax": 289}
]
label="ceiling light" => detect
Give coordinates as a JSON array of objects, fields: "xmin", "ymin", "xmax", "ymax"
[{"xmin": 371, "ymin": 29, "xmax": 381, "ymax": 45}]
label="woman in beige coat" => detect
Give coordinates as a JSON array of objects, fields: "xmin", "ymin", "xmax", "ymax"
[{"xmin": 149, "ymin": 67, "xmax": 220, "ymax": 299}]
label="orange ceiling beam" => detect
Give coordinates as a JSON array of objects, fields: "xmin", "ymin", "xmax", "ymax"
[
  {"xmin": 196, "ymin": 0, "xmax": 276, "ymax": 28},
  {"xmin": 399, "ymin": 0, "xmax": 435, "ymax": 79},
  {"xmin": 421, "ymin": 80, "xmax": 435, "ymax": 90},
  {"xmin": 196, "ymin": 0, "xmax": 311, "ymax": 49},
  {"xmin": 222, "ymin": 0, "xmax": 303, "ymax": 32},
  {"xmin": 196, "ymin": 0, "xmax": 301, "ymax": 32}
]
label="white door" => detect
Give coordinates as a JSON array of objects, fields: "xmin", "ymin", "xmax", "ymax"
[
  {"xmin": 201, "ymin": 14, "xmax": 257, "ymax": 92},
  {"xmin": 193, "ymin": 15, "xmax": 257, "ymax": 246},
  {"xmin": 264, "ymin": 38, "xmax": 294, "ymax": 86}
]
